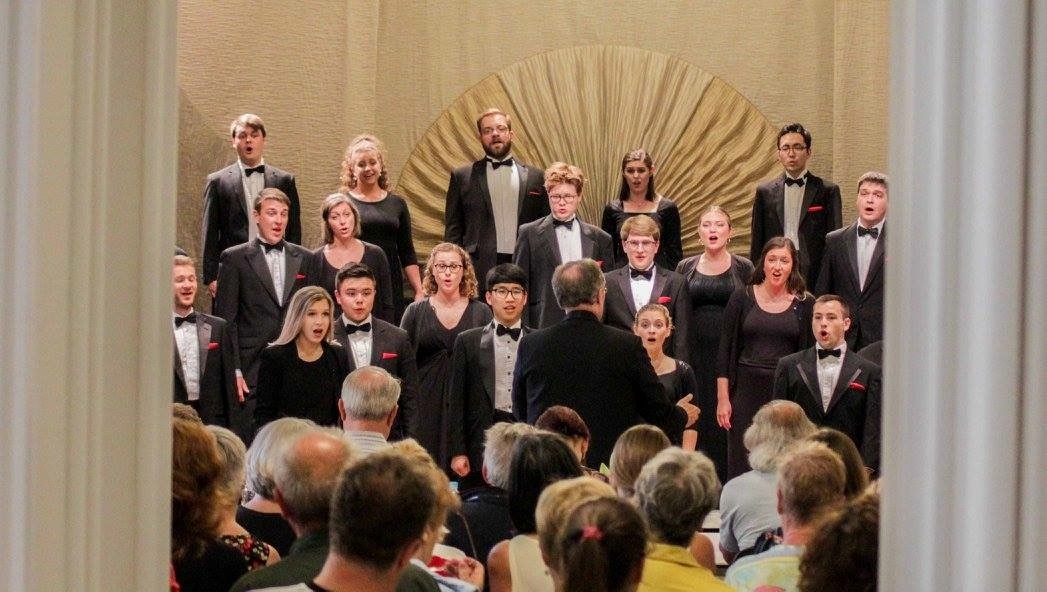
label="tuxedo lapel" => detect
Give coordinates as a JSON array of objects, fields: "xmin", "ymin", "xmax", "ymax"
[
  {"xmin": 826, "ymin": 355, "xmax": 863, "ymax": 415},
  {"xmin": 474, "ymin": 160, "xmax": 494, "ymax": 220},
  {"xmin": 282, "ymin": 249, "xmax": 304, "ymax": 304},
  {"xmin": 538, "ymin": 218, "xmax": 563, "ymax": 266},
  {"xmin": 798, "ymin": 176, "xmax": 817, "ymax": 226},
  {"xmin": 225, "ymin": 166, "xmax": 248, "ymax": 223},
  {"xmin": 515, "ymin": 165, "xmax": 530, "ymax": 219},
  {"xmin": 246, "ymin": 246, "xmax": 280, "ymax": 304},
  {"xmin": 478, "ymin": 324, "xmax": 496, "ymax": 406},
  {"xmin": 649, "ymin": 269, "xmax": 668, "ymax": 305},
  {"xmin": 845, "ymin": 224, "xmax": 862, "ymax": 293},
  {"xmin": 196, "ymin": 319, "xmax": 213, "ymax": 378},
  {"xmin": 615, "ymin": 269, "xmax": 636, "ymax": 317},
  {"xmin": 173, "ymin": 334, "xmax": 186, "ymax": 388},
  {"xmin": 863, "ymin": 225, "xmax": 887, "ymax": 295},
  {"xmin": 264, "ymin": 166, "xmax": 278, "ymax": 189},
  {"xmin": 367, "ymin": 323, "xmax": 387, "ymax": 367},
  {"xmin": 795, "ymin": 350, "xmax": 825, "ymax": 419},
  {"xmin": 580, "ymin": 224, "xmax": 597, "ymax": 258},
  {"xmin": 772, "ymin": 176, "xmax": 786, "ymax": 228}
]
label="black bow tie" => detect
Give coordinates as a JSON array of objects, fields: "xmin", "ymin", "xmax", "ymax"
[
  {"xmin": 345, "ymin": 322, "xmax": 371, "ymax": 335},
  {"xmin": 630, "ymin": 267, "xmax": 653, "ymax": 281},
  {"xmin": 496, "ymin": 324, "xmax": 521, "ymax": 340},
  {"xmin": 259, "ymin": 239, "xmax": 285, "ymax": 253},
  {"xmin": 552, "ymin": 217, "xmax": 576, "ymax": 229},
  {"xmin": 818, "ymin": 348, "xmax": 842, "ymax": 360},
  {"xmin": 784, "ymin": 175, "xmax": 806, "ymax": 187},
  {"xmin": 489, "ymin": 158, "xmax": 514, "ymax": 170},
  {"xmin": 857, "ymin": 226, "xmax": 880, "ymax": 239},
  {"xmin": 244, "ymin": 165, "xmax": 265, "ymax": 176},
  {"xmin": 175, "ymin": 312, "xmax": 197, "ymax": 327}
]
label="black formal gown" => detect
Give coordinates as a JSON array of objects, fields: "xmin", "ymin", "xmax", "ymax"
[
  {"xmin": 351, "ymin": 193, "xmax": 418, "ymax": 321},
  {"xmin": 657, "ymin": 359, "xmax": 698, "ymax": 403},
  {"xmin": 309, "ymin": 242, "xmax": 395, "ymax": 323},
  {"xmin": 600, "ymin": 197, "xmax": 683, "ymax": 271},
  {"xmin": 253, "ymin": 342, "xmax": 348, "ymax": 432},
  {"xmin": 400, "ymin": 298, "xmax": 492, "ymax": 467}
]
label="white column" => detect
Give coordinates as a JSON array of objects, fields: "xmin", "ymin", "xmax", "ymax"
[
  {"xmin": 886, "ymin": 1, "xmax": 1044, "ymax": 591},
  {"xmin": 0, "ymin": 1, "xmax": 176, "ymax": 590}
]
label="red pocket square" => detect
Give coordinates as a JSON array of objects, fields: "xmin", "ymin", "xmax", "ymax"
[
  {"xmin": 295, "ymin": 273, "xmax": 307, "ymax": 280},
  {"xmin": 207, "ymin": 342, "xmax": 220, "ymax": 350},
  {"xmin": 381, "ymin": 352, "xmax": 398, "ymax": 360},
  {"xmin": 848, "ymin": 381, "xmax": 866, "ymax": 391},
  {"xmin": 657, "ymin": 296, "xmax": 672, "ymax": 304},
  {"xmin": 807, "ymin": 205, "xmax": 825, "ymax": 213}
]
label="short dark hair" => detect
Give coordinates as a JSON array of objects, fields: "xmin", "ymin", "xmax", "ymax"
[
  {"xmin": 808, "ymin": 428, "xmax": 869, "ymax": 499},
  {"xmin": 507, "ymin": 432, "xmax": 584, "ymax": 534},
  {"xmin": 798, "ymin": 493, "xmax": 880, "ymax": 592},
  {"xmin": 335, "ymin": 262, "xmax": 376, "ymax": 293},
  {"xmin": 329, "ymin": 450, "xmax": 436, "ymax": 571},
  {"xmin": 617, "ymin": 148, "xmax": 657, "ymax": 201},
  {"xmin": 486, "ymin": 263, "xmax": 528, "ymax": 292},
  {"xmin": 253, "ymin": 187, "xmax": 290, "ymax": 212},
  {"xmin": 230, "ymin": 113, "xmax": 266, "ymax": 138},
  {"xmin": 535, "ymin": 406, "xmax": 590, "ymax": 442},
  {"xmin": 814, "ymin": 294, "xmax": 851, "ymax": 319},
  {"xmin": 552, "ymin": 259, "xmax": 605, "ymax": 309},
  {"xmin": 778, "ymin": 122, "xmax": 811, "ymax": 150}
]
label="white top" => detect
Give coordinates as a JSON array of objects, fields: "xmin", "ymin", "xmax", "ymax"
[
  {"xmin": 238, "ymin": 158, "xmax": 265, "ymax": 242},
  {"xmin": 816, "ymin": 343, "xmax": 847, "ymax": 411},
  {"xmin": 629, "ymin": 265, "xmax": 656, "ymax": 310},
  {"xmin": 554, "ymin": 217, "xmax": 583, "ymax": 264},
  {"xmin": 492, "ymin": 321, "xmax": 521, "ymax": 412},
  {"xmin": 173, "ymin": 312, "xmax": 200, "ymax": 401},
  {"xmin": 342, "ymin": 314, "xmax": 373, "ymax": 369},
  {"xmin": 782, "ymin": 169, "xmax": 808, "ymax": 248},
  {"xmin": 508, "ymin": 534, "xmax": 554, "ymax": 592},
  {"xmin": 487, "ymin": 156, "xmax": 521, "ymax": 255},
  {"xmin": 856, "ymin": 218, "xmax": 885, "ymax": 290}
]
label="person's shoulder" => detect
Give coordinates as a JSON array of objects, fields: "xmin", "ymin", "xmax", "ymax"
[
  {"xmin": 732, "ymin": 254, "xmax": 756, "ymax": 272},
  {"xmin": 807, "ymin": 172, "xmax": 839, "ymax": 191},
  {"xmin": 373, "ymin": 317, "xmax": 409, "ymax": 336},
  {"xmin": 398, "ymin": 562, "xmax": 441, "ymax": 592},
  {"xmin": 196, "ymin": 311, "xmax": 226, "ymax": 329},
  {"xmin": 285, "ymin": 241, "xmax": 311, "ymax": 256},
  {"xmin": 455, "ymin": 324, "xmax": 487, "ymax": 344},
  {"xmin": 755, "ymin": 174, "xmax": 783, "ymax": 193},
  {"xmin": 207, "ymin": 162, "xmax": 238, "ymax": 180},
  {"xmin": 825, "ymin": 222, "xmax": 856, "ymax": 243},
  {"xmin": 581, "ymin": 221, "xmax": 612, "ymax": 239},
  {"xmin": 452, "ymin": 160, "xmax": 482, "ymax": 177},
  {"xmin": 220, "ymin": 241, "xmax": 254, "ymax": 261},
  {"xmin": 266, "ymin": 163, "xmax": 294, "ymax": 178},
  {"xmin": 655, "ymin": 196, "xmax": 679, "ymax": 211},
  {"xmin": 517, "ymin": 216, "xmax": 546, "ymax": 235},
  {"xmin": 777, "ymin": 348, "xmax": 809, "ymax": 367}
]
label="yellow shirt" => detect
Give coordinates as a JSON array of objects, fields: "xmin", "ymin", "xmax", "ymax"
[{"xmin": 638, "ymin": 542, "xmax": 732, "ymax": 592}]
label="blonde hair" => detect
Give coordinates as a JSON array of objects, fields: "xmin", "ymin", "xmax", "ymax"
[
  {"xmin": 339, "ymin": 134, "xmax": 389, "ymax": 190},
  {"xmin": 619, "ymin": 214, "xmax": 660, "ymax": 241},
  {"xmin": 271, "ymin": 286, "xmax": 334, "ymax": 346},
  {"xmin": 544, "ymin": 162, "xmax": 586, "ymax": 195},
  {"xmin": 390, "ymin": 439, "xmax": 461, "ymax": 532},
  {"xmin": 633, "ymin": 303, "xmax": 673, "ymax": 331},
  {"xmin": 421, "ymin": 242, "xmax": 479, "ymax": 298},
  {"xmin": 536, "ymin": 476, "xmax": 616, "ymax": 560},
  {"xmin": 608, "ymin": 425, "xmax": 671, "ymax": 498}
]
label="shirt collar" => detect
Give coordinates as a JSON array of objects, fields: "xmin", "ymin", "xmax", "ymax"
[{"xmin": 816, "ymin": 341, "xmax": 848, "ymax": 360}]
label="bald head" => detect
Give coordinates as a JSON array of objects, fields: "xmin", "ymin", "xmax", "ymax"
[
  {"xmin": 274, "ymin": 428, "xmax": 355, "ymax": 532},
  {"xmin": 744, "ymin": 400, "xmax": 817, "ymax": 472},
  {"xmin": 552, "ymin": 259, "xmax": 606, "ymax": 312}
]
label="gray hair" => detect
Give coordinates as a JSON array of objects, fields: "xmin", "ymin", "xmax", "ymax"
[
  {"xmin": 207, "ymin": 425, "xmax": 247, "ymax": 507},
  {"xmin": 744, "ymin": 400, "xmax": 817, "ymax": 472},
  {"xmin": 341, "ymin": 366, "xmax": 401, "ymax": 421},
  {"xmin": 552, "ymin": 259, "xmax": 605, "ymax": 309},
  {"xmin": 482, "ymin": 422, "xmax": 537, "ymax": 489},
  {"xmin": 245, "ymin": 417, "xmax": 316, "ymax": 499},
  {"xmin": 635, "ymin": 448, "xmax": 720, "ymax": 546},
  {"xmin": 274, "ymin": 427, "xmax": 355, "ymax": 531}
]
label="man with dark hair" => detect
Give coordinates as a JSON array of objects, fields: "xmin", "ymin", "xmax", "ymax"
[
  {"xmin": 772, "ymin": 294, "xmax": 882, "ymax": 470},
  {"xmin": 332, "ymin": 262, "xmax": 418, "ymax": 440},
  {"xmin": 444, "ymin": 108, "xmax": 549, "ymax": 289},
  {"xmin": 750, "ymin": 123, "xmax": 842, "ymax": 288},
  {"xmin": 512, "ymin": 258, "xmax": 698, "ymax": 467},
  {"xmin": 201, "ymin": 113, "xmax": 302, "ymax": 299}
]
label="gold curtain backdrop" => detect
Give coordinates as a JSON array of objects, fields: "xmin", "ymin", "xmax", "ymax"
[{"xmin": 398, "ymin": 45, "xmax": 780, "ymax": 260}]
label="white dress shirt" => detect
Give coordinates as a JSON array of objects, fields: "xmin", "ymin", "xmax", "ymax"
[
  {"xmin": 856, "ymin": 219, "xmax": 885, "ymax": 290},
  {"xmin": 629, "ymin": 265, "xmax": 656, "ymax": 310},
  {"xmin": 174, "ymin": 311, "xmax": 200, "ymax": 401},
  {"xmin": 487, "ymin": 155, "xmax": 521, "ymax": 255},
  {"xmin": 554, "ymin": 217, "xmax": 583, "ymax": 263},
  {"xmin": 342, "ymin": 314, "xmax": 373, "ymax": 369},
  {"xmin": 238, "ymin": 159, "xmax": 266, "ymax": 242},
  {"xmin": 260, "ymin": 240, "xmax": 285, "ymax": 304},
  {"xmin": 816, "ymin": 343, "xmax": 847, "ymax": 411},
  {"xmin": 492, "ymin": 320, "xmax": 522, "ymax": 412},
  {"xmin": 783, "ymin": 170, "xmax": 808, "ymax": 248}
]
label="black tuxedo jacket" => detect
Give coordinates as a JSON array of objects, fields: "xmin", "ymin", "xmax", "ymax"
[
  {"xmin": 750, "ymin": 172, "xmax": 842, "ymax": 288},
  {"xmin": 332, "ymin": 316, "xmax": 420, "ymax": 440},
  {"xmin": 512, "ymin": 310, "xmax": 687, "ymax": 467},
  {"xmin": 173, "ymin": 312, "xmax": 238, "ymax": 430},
  {"xmin": 602, "ymin": 266, "xmax": 692, "ymax": 361},
  {"xmin": 201, "ymin": 162, "xmax": 302, "ymax": 285},
  {"xmin": 447, "ymin": 322, "xmax": 535, "ymax": 469},
  {"xmin": 513, "ymin": 215, "xmax": 615, "ymax": 328},
  {"xmin": 815, "ymin": 222, "xmax": 886, "ymax": 350},
  {"xmin": 444, "ymin": 158, "xmax": 549, "ymax": 287},
  {"xmin": 773, "ymin": 348, "xmax": 882, "ymax": 470}
]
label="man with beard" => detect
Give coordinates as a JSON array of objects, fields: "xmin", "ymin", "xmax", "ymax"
[{"xmin": 444, "ymin": 108, "xmax": 549, "ymax": 288}]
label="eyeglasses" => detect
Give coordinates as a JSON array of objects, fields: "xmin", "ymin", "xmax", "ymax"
[
  {"xmin": 624, "ymin": 239, "xmax": 658, "ymax": 250},
  {"xmin": 490, "ymin": 287, "xmax": 526, "ymax": 299},
  {"xmin": 549, "ymin": 193, "xmax": 579, "ymax": 203},
  {"xmin": 480, "ymin": 125, "xmax": 510, "ymax": 135},
  {"xmin": 434, "ymin": 263, "xmax": 464, "ymax": 273},
  {"xmin": 778, "ymin": 143, "xmax": 808, "ymax": 153}
]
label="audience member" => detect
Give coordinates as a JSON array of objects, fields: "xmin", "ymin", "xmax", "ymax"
[
  {"xmin": 173, "ymin": 402, "xmax": 203, "ymax": 424},
  {"xmin": 632, "ymin": 304, "xmax": 699, "ymax": 451},
  {"xmin": 535, "ymin": 476, "xmax": 617, "ymax": 566},
  {"xmin": 808, "ymin": 427, "xmax": 871, "ymax": 498},
  {"xmin": 798, "ymin": 492, "xmax": 880, "ymax": 592},
  {"xmin": 608, "ymin": 424, "xmax": 671, "ymax": 499},
  {"xmin": 534, "ymin": 405, "xmax": 602, "ymax": 477},
  {"xmin": 549, "ymin": 497, "xmax": 647, "ymax": 592},
  {"xmin": 601, "ymin": 148, "xmax": 683, "ymax": 271},
  {"xmin": 339, "ymin": 366, "xmax": 401, "ymax": 456}
]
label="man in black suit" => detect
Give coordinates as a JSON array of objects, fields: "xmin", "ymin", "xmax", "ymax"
[
  {"xmin": 214, "ymin": 188, "xmax": 311, "ymax": 439},
  {"xmin": 514, "ymin": 162, "xmax": 614, "ymax": 328},
  {"xmin": 772, "ymin": 295, "xmax": 881, "ymax": 470},
  {"xmin": 332, "ymin": 262, "xmax": 419, "ymax": 441},
  {"xmin": 512, "ymin": 259, "xmax": 698, "ymax": 467},
  {"xmin": 445, "ymin": 108, "xmax": 549, "ymax": 288},
  {"xmin": 602, "ymin": 214, "xmax": 692, "ymax": 360},
  {"xmin": 815, "ymin": 171, "xmax": 889, "ymax": 350},
  {"xmin": 172, "ymin": 253, "xmax": 237, "ymax": 429},
  {"xmin": 750, "ymin": 123, "xmax": 842, "ymax": 288},
  {"xmin": 447, "ymin": 264, "xmax": 533, "ymax": 479},
  {"xmin": 201, "ymin": 113, "xmax": 302, "ymax": 299}
]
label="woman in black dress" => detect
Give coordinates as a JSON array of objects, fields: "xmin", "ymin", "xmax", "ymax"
[
  {"xmin": 675, "ymin": 206, "xmax": 754, "ymax": 482},
  {"xmin": 310, "ymin": 192, "xmax": 395, "ymax": 322},
  {"xmin": 400, "ymin": 242, "xmax": 492, "ymax": 468},
  {"xmin": 633, "ymin": 303, "xmax": 698, "ymax": 451},
  {"xmin": 600, "ymin": 148, "xmax": 683, "ymax": 270},
  {"xmin": 717, "ymin": 237, "xmax": 813, "ymax": 480},
  {"xmin": 339, "ymin": 134, "xmax": 423, "ymax": 320},
  {"xmin": 253, "ymin": 286, "xmax": 349, "ymax": 432}
]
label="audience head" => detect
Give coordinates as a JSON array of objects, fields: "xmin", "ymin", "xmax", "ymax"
[
  {"xmin": 171, "ymin": 417, "xmax": 223, "ymax": 560},
  {"xmin": 230, "ymin": 113, "xmax": 266, "ymax": 166},
  {"xmin": 485, "ymin": 263, "xmax": 529, "ymax": 325},
  {"xmin": 481, "ymin": 422, "xmax": 537, "ymax": 489},
  {"xmin": 535, "ymin": 476, "xmax": 616, "ymax": 565},
  {"xmin": 743, "ymin": 400, "xmax": 817, "ymax": 473},
  {"xmin": 776, "ymin": 122, "xmax": 812, "ymax": 177},
  {"xmin": 698, "ymin": 205, "xmax": 732, "ymax": 253},
  {"xmin": 172, "ymin": 254, "xmax": 197, "ymax": 313},
  {"xmin": 635, "ymin": 448, "xmax": 720, "ymax": 547},
  {"xmin": 750, "ymin": 236, "xmax": 806, "ymax": 295},
  {"xmin": 273, "ymin": 428, "xmax": 355, "ymax": 533},
  {"xmin": 339, "ymin": 133, "xmax": 389, "ymax": 190},
  {"xmin": 552, "ymin": 259, "xmax": 606, "ymax": 312},
  {"xmin": 812, "ymin": 295, "xmax": 851, "ymax": 350},
  {"xmin": 476, "ymin": 108, "xmax": 514, "ymax": 159},
  {"xmin": 856, "ymin": 171, "xmax": 889, "ymax": 227},
  {"xmin": 206, "ymin": 425, "xmax": 247, "ymax": 510},
  {"xmin": 535, "ymin": 406, "xmax": 591, "ymax": 465},
  {"xmin": 777, "ymin": 442, "xmax": 847, "ymax": 527},
  {"xmin": 273, "ymin": 285, "xmax": 334, "ymax": 346},
  {"xmin": 320, "ymin": 192, "xmax": 362, "ymax": 244},
  {"xmin": 335, "ymin": 262, "xmax": 377, "ymax": 324},
  {"xmin": 618, "ymin": 148, "xmax": 656, "ymax": 201},
  {"xmin": 339, "ymin": 366, "xmax": 401, "ymax": 437},
  {"xmin": 798, "ymin": 492, "xmax": 880, "ymax": 592},
  {"xmin": 553, "ymin": 497, "xmax": 648, "ymax": 592},
  {"xmin": 507, "ymin": 432, "xmax": 584, "ymax": 534},
  {"xmin": 544, "ymin": 162, "xmax": 585, "ymax": 222},
  {"xmin": 609, "ymin": 424, "xmax": 671, "ymax": 499},
  {"xmin": 172, "ymin": 402, "xmax": 202, "ymax": 423},
  {"xmin": 808, "ymin": 428, "xmax": 870, "ymax": 498},
  {"xmin": 422, "ymin": 242, "xmax": 479, "ymax": 298},
  {"xmin": 328, "ymin": 448, "xmax": 436, "ymax": 575},
  {"xmin": 620, "ymin": 215, "xmax": 661, "ymax": 270},
  {"xmin": 389, "ymin": 439, "xmax": 461, "ymax": 560},
  {"xmin": 244, "ymin": 417, "xmax": 316, "ymax": 501},
  {"xmin": 252, "ymin": 187, "xmax": 291, "ymax": 244}
]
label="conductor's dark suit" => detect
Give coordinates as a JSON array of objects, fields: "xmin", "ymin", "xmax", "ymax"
[
  {"xmin": 444, "ymin": 159, "xmax": 549, "ymax": 287},
  {"xmin": 750, "ymin": 172, "xmax": 842, "ymax": 288},
  {"xmin": 772, "ymin": 348, "xmax": 882, "ymax": 470},
  {"xmin": 201, "ymin": 163, "xmax": 302, "ymax": 285},
  {"xmin": 513, "ymin": 216, "xmax": 614, "ymax": 328},
  {"xmin": 332, "ymin": 316, "xmax": 420, "ymax": 441},
  {"xmin": 815, "ymin": 223, "xmax": 886, "ymax": 350},
  {"xmin": 512, "ymin": 310, "xmax": 688, "ymax": 467},
  {"xmin": 602, "ymin": 266, "xmax": 692, "ymax": 361},
  {"xmin": 173, "ymin": 312, "xmax": 238, "ymax": 429}
]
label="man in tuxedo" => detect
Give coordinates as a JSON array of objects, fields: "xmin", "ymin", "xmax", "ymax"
[
  {"xmin": 332, "ymin": 262, "xmax": 418, "ymax": 441},
  {"xmin": 445, "ymin": 108, "xmax": 549, "ymax": 288},
  {"xmin": 214, "ymin": 188, "xmax": 311, "ymax": 439},
  {"xmin": 750, "ymin": 123, "xmax": 842, "ymax": 288},
  {"xmin": 772, "ymin": 295, "xmax": 882, "ymax": 470},
  {"xmin": 447, "ymin": 263, "xmax": 532, "ymax": 479},
  {"xmin": 512, "ymin": 259, "xmax": 698, "ymax": 467},
  {"xmin": 172, "ymin": 253, "xmax": 237, "ymax": 428},
  {"xmin": 201, "ymin": 113, "xmax": 302, "ymax": 299},
  {"xmin": 815, "ymin": 171, "xmax": 889, "ymax": 350},
  {"xmin": 513, "ymin": 162, "xmax": 614, "ymax": 328},
  {"xmin": 602, "ymin": 214, "xmax": 692, "ymax": 360}
]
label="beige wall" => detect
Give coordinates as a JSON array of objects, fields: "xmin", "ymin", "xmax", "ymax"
[{"xmin": 178, "ymin": 0, "xmax": 888, "ymax": 262}]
